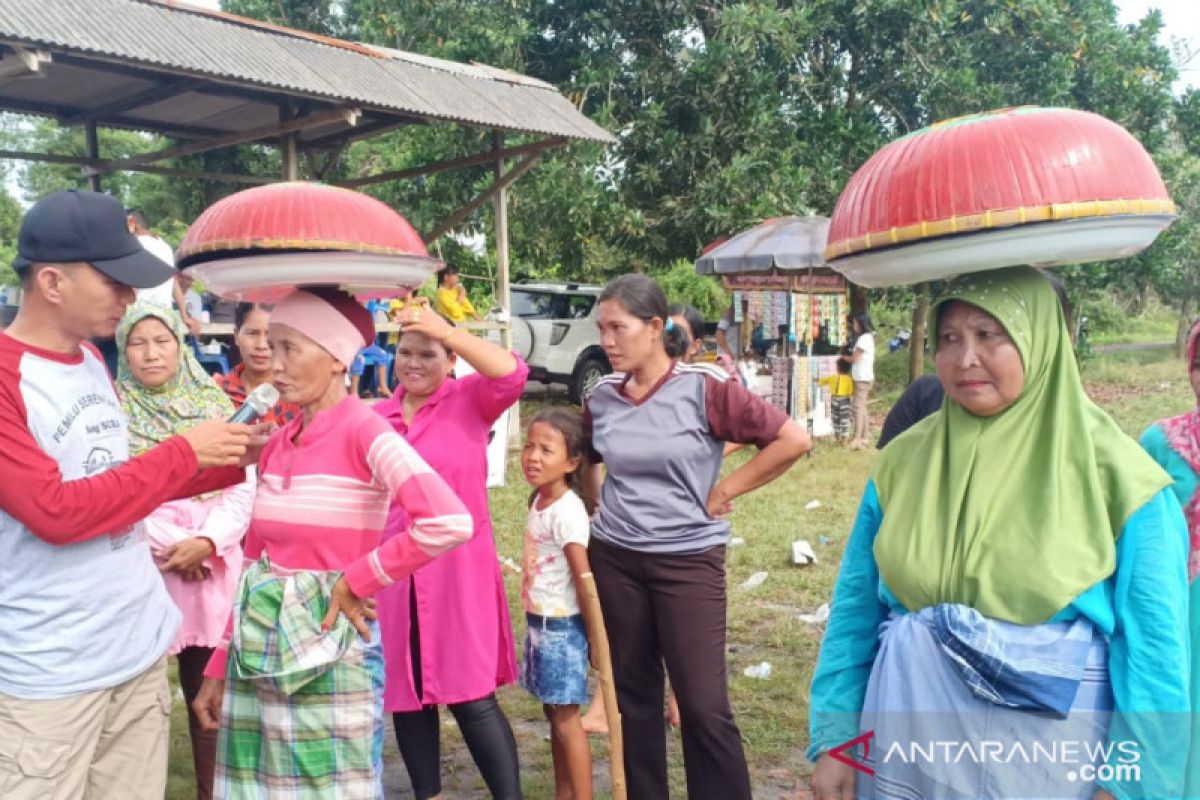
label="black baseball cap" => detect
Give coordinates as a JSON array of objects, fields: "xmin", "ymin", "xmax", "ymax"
[{"xmin": 13, "ymin": 190, "xmax": 174, "ymax": 288}]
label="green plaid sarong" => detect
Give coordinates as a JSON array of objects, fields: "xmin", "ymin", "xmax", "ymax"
[{"xmin": 215, "ymin": 556, "xmax": 385, "ymax": 799}]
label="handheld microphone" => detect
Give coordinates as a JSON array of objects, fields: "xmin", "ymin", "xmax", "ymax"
[{"xmin": 228, "ymin": 383, "xmax": 280, "ymax": 425}]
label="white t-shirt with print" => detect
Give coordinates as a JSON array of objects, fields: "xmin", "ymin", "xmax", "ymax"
[
  {"xmin": 851, "ymin": 332, "xmax": 875, "ymax": 383},
  {"xmin": 521, "ymin": 490, "xmax": 590, "ymax": 617}
]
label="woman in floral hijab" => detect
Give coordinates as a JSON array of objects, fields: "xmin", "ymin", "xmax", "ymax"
[
  {"xmin": 1140, "ymin": 316, "xmax": 1200, "ymax": 798},
  {"xmin": 116, "ymin": 301, "xmax": 255, "ymax": 800}
]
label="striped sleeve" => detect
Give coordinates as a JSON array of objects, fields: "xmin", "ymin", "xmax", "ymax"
[{"xmin": 342, "ymin": 432, "xmax": 473, "ymax": 598}]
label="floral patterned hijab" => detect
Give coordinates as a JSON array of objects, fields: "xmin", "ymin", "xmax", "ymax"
[
  {"xmin": 1157, "ymin": 318, "xmax": 1200, "ymax": 579},
  {"xmin": 116, "ymin": 301, "xmax": 235, "ymax": 458}
]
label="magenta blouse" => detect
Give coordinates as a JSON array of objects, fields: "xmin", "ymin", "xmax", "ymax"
[{"xmin": 374, "ymin": 356, "xmax": 528, "ymax": 710}]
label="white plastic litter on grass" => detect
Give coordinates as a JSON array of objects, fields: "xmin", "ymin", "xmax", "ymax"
[
  {"xmin": 798, "ymin": 604, "xmax": 831, "ymax": 625},
  {"xmin": 738, "ymin": 571, "xmax": 768, "ymax": 591},
  {"xmin": 805, "ymin": 499, "xmax": 821, "ymax": 510},
  {"xmin": 792, "ymin": 540, "xmax": 817, "ymax": 566},
  {"xmin": 743, "ymin": 661, "xmax": 772, "ymax": 679},
  {"xmin": 730, "ymin": 537, "xmax": 746, "ymax": 547}
]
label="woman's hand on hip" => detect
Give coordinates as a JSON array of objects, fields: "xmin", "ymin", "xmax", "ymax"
[
  {"xmin": 811, "ymin": 753, "xmax": 857, "ymax": 799},
  {"xmin": 193, "ymin": 678, "xmax": 224, "ymax": 731},
  {"xmin": 322, "ymin": 576, "xmax": 378, "ymax": 641},
  {"xmin": 159, "ymin": 537, "xmax": 215, "ymax": 575},
  {"xmin": 705, "ymin": 481, "xmax": 735, "ymax": 517}
]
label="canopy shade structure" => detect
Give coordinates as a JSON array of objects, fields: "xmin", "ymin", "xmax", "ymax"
[
  {"xmin": 694, "ymin": 216, "xmax": 832, "ymax": 276},
  {"xmin": 0, "ymin": 0, "xmax": 615, "ymax": 347}
]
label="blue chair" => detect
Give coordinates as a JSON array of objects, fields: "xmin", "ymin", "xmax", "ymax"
[{"xmin": 189, "ymin": 336, "xmax": 230, "ymax": 376}]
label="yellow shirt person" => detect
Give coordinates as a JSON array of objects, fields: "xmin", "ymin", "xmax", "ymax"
[
  {"xmin": 818, "ymin": 372, "xmax": 855, "ymax": 398},
  {"xmin": 434, "ymin": 266, "xmax": 480, "ymax": 323}
]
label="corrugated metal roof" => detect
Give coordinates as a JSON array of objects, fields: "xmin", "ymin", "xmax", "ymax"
[{"xmin": 0, "ymin": 0, "xmax": 613, "ymax": 143}]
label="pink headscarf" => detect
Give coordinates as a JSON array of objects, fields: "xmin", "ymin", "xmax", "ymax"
[
  {"xmin": 270, "ymin": 288, "xmax": 374, "ymax": 369},
  {"xmin": 1158, "ymin": 318, "xmax": 1200, "ymax": 580}
]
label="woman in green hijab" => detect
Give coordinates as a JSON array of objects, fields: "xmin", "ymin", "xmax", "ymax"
[
  {"xmin": 807, "ymin": 267, "xmax": 1188, "ymax": 800},
  {"xmin": 116, "ymin": 301, "xmax": 256, "ymax": 800}
]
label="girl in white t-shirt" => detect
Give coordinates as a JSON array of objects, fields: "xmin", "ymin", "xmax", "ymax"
[{"xmin": 519, "ymin": 408, "xmax": 597, "ymax": 800}]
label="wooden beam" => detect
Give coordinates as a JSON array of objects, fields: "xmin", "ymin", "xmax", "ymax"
[
  {"xmin": 85, "ymin": 121, "xmax": 101, "ymax": 191},
  {"xmin": 423, "ymin": 149, "xmax": 544, "ymax": 245},
  {"xmin": 0, "ymin": 150, "xmax": 274, "ymax": 184},
  {"xmin": 62, "ymin": 79, "xmax": 200, "ymax": 125},
  {"xmin": 338, "ymin": 136, "xmax": 565, "ymax": 189},
  {"xmin": 315, "ymin": 141, "xmax": 347, "ymax": 181},
  {"xmin": 82, "ymin": 106, "xmax": 361, "ymax": 176},
  {"xmin": 299, "ymin": 116, "xmax": 421, "ymax": 149}
]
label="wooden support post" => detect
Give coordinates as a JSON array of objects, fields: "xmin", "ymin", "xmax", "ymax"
[
  {"xmin": 85, "ymin": 121, "xmax": 101, "ymax": 192},
  {"xmin": 281, "ymin": 105, "xmax": 298, "ymax": 181},
  {"xmin": 493, "ymin": 131, "xmax": 520, "ymax": 446}
]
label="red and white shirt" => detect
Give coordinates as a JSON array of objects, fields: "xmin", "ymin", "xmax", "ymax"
[{"xmin": 0, "ymin": 333, "xmax": 242, "ymax": 699}]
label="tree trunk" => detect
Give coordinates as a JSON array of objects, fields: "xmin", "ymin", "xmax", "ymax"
[
  {"xmin": 1178, "ymin": 292, "xmax": 1195, "ymax": 360},
  {"xmin": 908, "ymin": 283, "xmax": 930, "ymax": 385},
  {"xmin": 849, "ymin": 282, "xmax": 869, "ymax": 316}
]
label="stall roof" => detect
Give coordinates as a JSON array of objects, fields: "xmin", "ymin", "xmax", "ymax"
[{"xmin": 0, "ymin": 0, "xmax": 614, "ymax": 147}]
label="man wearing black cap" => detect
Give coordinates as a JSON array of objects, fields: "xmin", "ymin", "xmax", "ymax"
[{"xmin": 0, "ymin": 190, "xmax": 255, "ymax": 799}]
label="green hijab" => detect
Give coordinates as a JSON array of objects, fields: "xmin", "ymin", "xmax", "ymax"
[
  {"xmin": 872, "ymin": 267, "xmax": 1170, "ymax": 625},
  {"xmin": 116, "ymin": 301, "xmax": 235, "ymax": 459}
]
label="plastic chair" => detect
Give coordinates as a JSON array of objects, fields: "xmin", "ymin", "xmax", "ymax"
[{"xmin": 189, "ymin": 336, "xmax": 230, "ymax": 376}]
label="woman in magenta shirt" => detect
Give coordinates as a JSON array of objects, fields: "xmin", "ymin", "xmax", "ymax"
[{"xmin": 375, "ymin": 306, "xmax": 528, "ymax": 799}]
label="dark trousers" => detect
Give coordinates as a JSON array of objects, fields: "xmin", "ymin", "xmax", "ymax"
[
  {"xmin": 589, "ymin": 538, "xmax": 752, "ymax": 800},
  {"xmin": 177, "ymin": 646, "xmax": 218, "ymax": 800},
  {"xmin": 392, "ymin": 580, "xmax": 522, "ymax": 799}
]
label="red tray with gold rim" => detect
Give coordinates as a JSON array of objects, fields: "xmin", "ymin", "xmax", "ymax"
[
  {"xmin": 178, "ymin": 182, "xmax": 441, "ymax": 300},
  {"xmin": 824, "ymin": 107, "xmax": 1176, "ymax": 287}
]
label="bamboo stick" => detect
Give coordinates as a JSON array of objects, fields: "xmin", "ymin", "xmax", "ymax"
[{"xmin": 580, "ymin": 572, "xmax": 626, "ymax": 800}]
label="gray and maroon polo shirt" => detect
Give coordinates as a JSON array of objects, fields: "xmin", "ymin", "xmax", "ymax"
[{"xmin": 584, "ymin": 361, "xmax": 788, "ymax": 555}]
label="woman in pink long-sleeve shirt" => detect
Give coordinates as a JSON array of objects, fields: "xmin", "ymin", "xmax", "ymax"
[
  {"xmin": 193, "ymin": 288, "xmax": 472, "ymax": 800},
  {"xmin": 375, "ymin": 303, "xmax": 528, "ymax": 800}
]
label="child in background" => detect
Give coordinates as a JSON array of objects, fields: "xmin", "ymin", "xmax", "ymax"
[
  {"xmin": 435, "ymin": 265, "xmax": 482, "ymax": 322},
  {"xmin": 520, "ymin": 408, "xmax": 597, "ymax": 800},
  {"xmin": 818, "ymin": 358, "xmax": 855, "ymax": 442}
]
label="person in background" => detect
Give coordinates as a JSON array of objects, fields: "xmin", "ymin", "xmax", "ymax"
[
  {"xmin": 520, "ymin": 408, "xmax": 598, "ymax": 800},
  {"xmin": 192, "ymin": 288, "xmax": 472, "ymax": 798},
  {"xmin": 215, "ymin": 302, "xmax": 300, "ymax": 427},
  {"xmin": 375, "ymin": 304, "xmax": 528, "ymax": 800},
  {"xmin": 350, "ymin": 343, "xmax": 394, "ymax": 399},
  {"xmin": 841, "ymin": 312, "xmax": 876, "ymax": 449},
  {"xmin": 435, "ymin": 265, "xmax": 482, "ymax": 323},
  {"xmin": 715, "ymin": 304, "xmax": 742, "ymax": 365},
  {"xmin": 0, "ymin": 189, "xmax": 252, "ymax": 800},
  {"xmin": 809, "ymin": 268, "xmax": 1187, "ymax": 800},
  {"xmin": 1139, "ymin": 316, "xmax": 1200, "ymax": 798},
  {"xmin": 126, "ymin": 207, "xmax": 200, "ymax": 336},
  {"xmin": 179, "ymin": 273, "xmax": 205, "ymax": 323},
  {"xmin": 818, "ymin": 358, "xmax": 855, "ymax": 443},
  {"xmin": 584, "ymin": 274, "xmax": 809, "ymax": 799},
  {"xmin": 115, "ymin": 301, "xmax": 255, "ymax": 800}
]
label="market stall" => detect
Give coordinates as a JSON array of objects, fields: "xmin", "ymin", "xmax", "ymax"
[{"xmin": 695, "ymin": 216, "xmax": 849, "ymax": 434}]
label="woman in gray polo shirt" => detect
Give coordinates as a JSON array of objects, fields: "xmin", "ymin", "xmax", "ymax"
[{"xmin": 584, "ymin": 274, "xmax": 810, "ymax": 799}]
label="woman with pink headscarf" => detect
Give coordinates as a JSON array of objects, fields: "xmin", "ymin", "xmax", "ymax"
[
  {"xmin": 192, "ymin": 287, "xmax": 472, "ymax": 799},
  {"xmin": 1139, "ymin": 317, "xmax": 1200, "ymax": 797}
]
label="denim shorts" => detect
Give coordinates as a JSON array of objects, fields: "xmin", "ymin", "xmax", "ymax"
[{"xmin": 520, "ymin": 613, "xmax": 589, "ymax": 705}]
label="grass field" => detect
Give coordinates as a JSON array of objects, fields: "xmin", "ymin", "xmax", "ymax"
[{"xmin": 165, "ymin": 344, "xmax": 1194, "ymax": 799}]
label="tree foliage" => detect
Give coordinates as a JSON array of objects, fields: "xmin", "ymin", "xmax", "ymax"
[{"xmin": 1, "ymin": 0, "xmax": 1194, "ymax": 324}]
